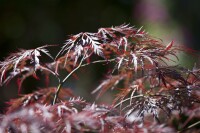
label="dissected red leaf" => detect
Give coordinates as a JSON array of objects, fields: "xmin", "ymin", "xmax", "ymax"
[
  {"xmin": 0, "ymin": 45, "xmax": 55, "ymax": 86},
  {"xmin": 6, "ymin": 87, "xmax": 73, "ymax": 113}
]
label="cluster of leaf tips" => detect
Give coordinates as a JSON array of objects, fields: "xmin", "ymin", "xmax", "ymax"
[{"xmin": 0, "ymin": 24, "xmax": 200, "ymax": 132}]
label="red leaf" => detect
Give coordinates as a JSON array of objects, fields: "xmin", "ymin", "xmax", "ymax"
[
  {"xmin": 17, "ymin": 78, "xmax": 22, "ymax": 94},
  {"xmin": 164, "ymin": 41, "xmax": 174, "ymax": 52},
  {"xmin": 32, "ymin": 73, "xmax": 40, "ymax": 80}
]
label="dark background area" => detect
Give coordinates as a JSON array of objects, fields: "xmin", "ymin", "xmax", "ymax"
[{"xmin": 0, "ymin": 0, "xmax": 200, "ymax": 113}]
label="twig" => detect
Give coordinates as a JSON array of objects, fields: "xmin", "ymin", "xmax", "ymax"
[
  {"xmin": 81, "ymin": 58, "xmax": 116, "ymax": 67},
  {"xmin": 178, "ymin": 120, "xmax": 200, "ymax": 132},
  {"xmin": 53, "ymin": 51, "xmax": 87, "ymax": 105},
  {"xmin": 52, "ymin": 57, "xmax": 116, "ymax": 105},
  {"xmin": 114, "ymin": 94, "xmax": 143, "ymax": 108}
]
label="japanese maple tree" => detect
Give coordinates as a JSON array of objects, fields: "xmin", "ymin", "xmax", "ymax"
[{"xmin": 0, "ymin": 24, "xmax": 200, "ymax": 133}]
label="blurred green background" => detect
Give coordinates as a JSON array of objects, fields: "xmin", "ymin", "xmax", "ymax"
[{"xmin": 0, "ymin": 0, "xmax": 200, "ymax": 113}]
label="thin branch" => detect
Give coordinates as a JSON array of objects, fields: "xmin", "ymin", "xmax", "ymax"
[
  {"xmin": 53, "ymin": 50, "xmax": 88, "ymax": 105},
  {"xmin": 178, "ymin": 120, "xmax": 200, "ymax": 132},
  {"xmin": 81, "ymin": 58, "xmax": 116, "ymax": 67},
  {"xmin": 52, "ymin": 56, "xmax": 116, "ymax": 104},
  {"xmin": 114, "ymin": 94, "xmax": 143, "ymax": 108}
]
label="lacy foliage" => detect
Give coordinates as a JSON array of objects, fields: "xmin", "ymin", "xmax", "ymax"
[{"xmin": 0, "ymin": 24, "xmax": 200, "ymax": 132}]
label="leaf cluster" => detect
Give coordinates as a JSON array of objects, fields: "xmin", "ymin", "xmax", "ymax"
[{"xmin": 0, "ymin": 24, "xmax": 200, "ymax": 132}]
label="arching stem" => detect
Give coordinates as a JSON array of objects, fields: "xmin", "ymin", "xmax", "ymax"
[
  {"xmin": 52, "ymin": 50, "xmax": 116, "ymax": 105},
  {"xmin": 53, "ymin": 51, "xmax": 87, "ymax": 105}
]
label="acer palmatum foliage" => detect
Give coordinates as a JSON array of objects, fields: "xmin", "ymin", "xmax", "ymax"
[
  {"xmin": 0, "ymin": 24, "xmax": 200, "ymax": 132},
  {"xmin": 0, "ymin": 45, "xmax": 56, "ymax": 90}
]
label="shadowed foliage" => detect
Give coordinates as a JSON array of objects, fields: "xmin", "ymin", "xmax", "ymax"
[{"xmin": 1, "ymin": 24, "xmax": 200, "ymax": 132}]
